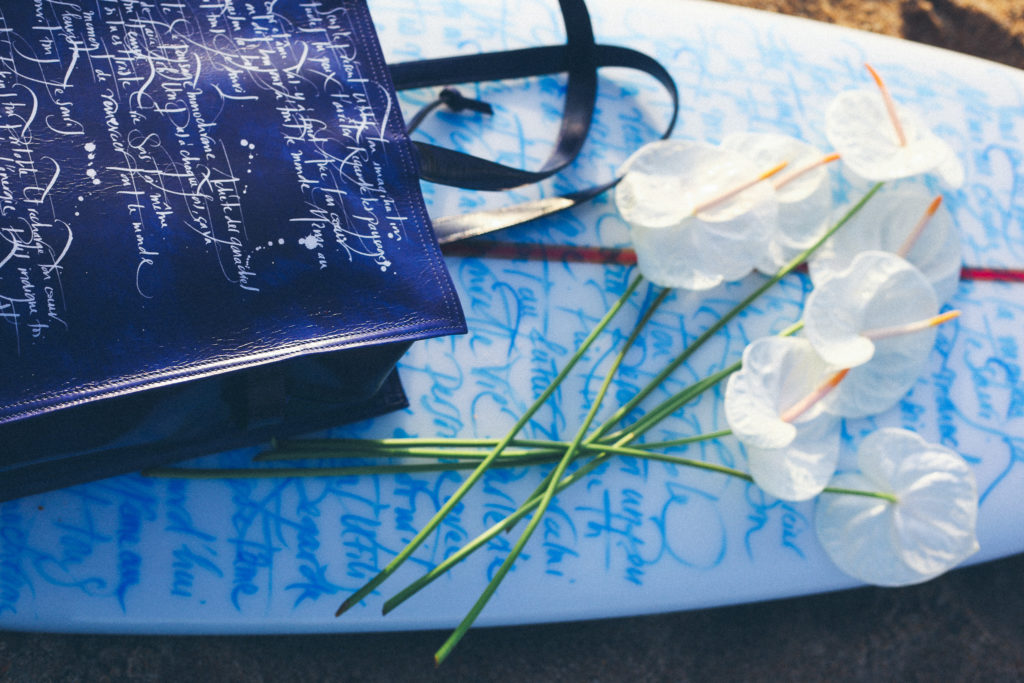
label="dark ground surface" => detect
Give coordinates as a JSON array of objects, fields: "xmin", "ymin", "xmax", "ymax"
[
  {"xmin": 2, "ymin": 552, "xmax": 1022, "ymax": 681},
  {"xmin": 4, "ymin": 0, "xmax": 1024, "ymax": 680}
]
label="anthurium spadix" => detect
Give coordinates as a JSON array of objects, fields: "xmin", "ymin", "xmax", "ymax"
[
  {"xmin": 724, "ymin": 336, "xmax": 842, "ymax": 501},
  {"xmin": 825, "ymin": 65, "xmax": 964, "ymax": 187},
  {"xmin": 809, "ymin": 185, "xmax": 962, "ymax": 304},
  {"xmin": 815, "ymin": 428, "xmax": 979, "ymax": 586},
  {"xmin": 615, "ymin": 139, "xmax": 781, "ymax": 290},
  {"xmin": 720, "ymin": 132, "xmax": 837, "ymax": 272},
  {"xmin": 805, "ymin": 250, "xmax": 939, "ymax": 368}
]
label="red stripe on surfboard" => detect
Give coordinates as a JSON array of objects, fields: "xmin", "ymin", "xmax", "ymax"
[
  {"xmin": 960, "ymin": 266, "xmax": 1024, "ymax": 283},
  {"xmin": 442, "ymin": 241, "xmax": 1024, "ymax": 283},
  {"xmin": 442, "ymin": 241, "xmax": 638, "ymax": 266}
]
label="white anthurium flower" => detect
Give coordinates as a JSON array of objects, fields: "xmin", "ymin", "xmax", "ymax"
[
  {"xmin": 724, "ymin": 336, "xmax": 842, "ymax": 501},
  {"xmin": 720, "ymin": 132, "xmax": 835, "ymax": 272},
  {"xmin": 804, "ymin": 250, "xmax": 955, "ymax": 419},
  {"xmin": 805, "ymin": 249, "xmax": 939, "ymax": 368},
  {"xmin": 808, "ymin": 185, "xmax": 962, "ymax": 304},
  {"xmin": 615, "ymin": 138, "xmax": 780, "ymax": 290},
  {"xmin": 815, "ymin": 428, "xmax": 979, "ymax": 586},
  {"xmin": 824, "ymin": 66, "xmax": 964, "ymax": 187}
]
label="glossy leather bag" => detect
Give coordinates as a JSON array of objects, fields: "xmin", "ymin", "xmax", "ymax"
[{"xmin": 0, "ymin": 0, "xmax": 466, "ymax": 500}]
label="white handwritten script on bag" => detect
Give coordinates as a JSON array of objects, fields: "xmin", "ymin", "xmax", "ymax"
[{"xmin": 0, "ymin": 0, "xmax": 450, "ymax": 424}]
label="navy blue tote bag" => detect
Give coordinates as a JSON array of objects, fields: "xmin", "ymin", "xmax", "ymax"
[
  {"xmin": 0, "ymin": 0, "xmax": 470, "ymax": 500},
  {"xmin": 0, "ymin": 0, "xmax": 677, "ymax": 501}
]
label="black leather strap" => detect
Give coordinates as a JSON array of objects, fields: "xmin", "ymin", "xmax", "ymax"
[{"xmin": 387, "ymin": 0, "xmax": 678, "ymax": 192}]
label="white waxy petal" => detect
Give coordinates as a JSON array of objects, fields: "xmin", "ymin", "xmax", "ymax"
[
  {"xmin": 804, "ymin": 250, "xmax": 939, "ymax": 369},
  {"xmin": 616, "ymin": 139, "xmax": 771, "ymax": 226},
  {"xmin": 746, "ymin": 411, "xmax": 841, "ymax": 501},
  {"xmin": 809, "ymin": 185, "xmax": 962, "ymax": 304},
  {"xmin": 616, "ymin": 139, "xmax": 708, "ymax": 228},
  {"xmin": 815, "ymin": 429, "xmax": 979, "ymax": 586},
  {"xmin": 696, "ymin": 195, "xmax": 778, "ymax": 282},
  {"xmin": 721, "ymin": 133, "xmax": 826, "ymax": 203},
  {"xmin": 824, "ymin": 328, "xmax": 938, "ymax": 418},
  {"xmin": 615, "ymin": 139, "xmax": 778, "ymax": 290},
  {"xmin": 724, "ymin": 337, "xmax": 833, "ymax": 450},
  {"xmin": 815, "ymin": 471, "xmax": 931, "ymax": 586},
  {"xmin": 631, "ymin": 214, "xmax": 722, "ymax": 290},
  {"xmin": 765, "ymin": 193, "xmax": 831, "ymax": 272},
  {"xmin": 825, "ymin": 90, "xmax": 964, "ymax": 186},
  {"xmin": 721, "ymin": 132, "xmax": 834, "ymax": 272},
  {"xmin": 936, "ymin": 152, "xmax": 966, "ymax": 188}
]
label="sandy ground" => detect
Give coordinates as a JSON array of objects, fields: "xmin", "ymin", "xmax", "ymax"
[{"xmin": 724, "ymin": 0, "xmax": 1024, "ymax": 70}]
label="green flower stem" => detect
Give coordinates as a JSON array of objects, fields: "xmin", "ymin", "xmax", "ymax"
[
  {"xmin": 598, "ymin": 362, "xmax": 739, "ymax": 446},
  {"xmin": 822, "ymin": 486, "xmax": 898, "ymax": 503},
  {"xmin": 144, "ymin": 454, "xmax": 564, "ymax": 480},
  {"xmin": 383, "ymin": 424, "xmax": 683, "ymax": 616},
  {"xmin": 592, "ymin": 444, "xmax": 897, "ymax": 503},
  {"xmin": 263, "ymin": 436, "xmax": 565, "ymax": 457},
  {"xmin": 263, "ymin": 445, "xmax": 565, "ymax": 461},
  {"xmin": 509, "ymin": 279, "xmax": 806, "ymax": 518},
  {"xmin": 640, "ymin": 429, "xmax": 734, "ymax": 450},
  {"xmin": 498, "ymin": 429, "xmax": 739, "ymax": 510},
  {"xmin": 150, "ymin": 435, "xmax": 729, "ymax": 482},
  {"xmin": 334, "ymin": 274, "xmax": 645, "ymax": 617},
  {"xmin": 432, "ymin": 287, "xmax": 672, "ymax": 664},
  {"xmin": 382, "ymin": 448, "xmax": 615, "ymax": 617},
  {"xmin": 433, "ymin": 390, "xmax": 596, "ymax": 663},
  {"xmin": 386, "ymin": 292, "xmax": 675, "ymax": 621},
  {"xmin": 511, "ymin": 288, "xmax": 673, "ymax": 527}
]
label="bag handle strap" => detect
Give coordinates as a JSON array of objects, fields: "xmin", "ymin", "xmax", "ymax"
[{"xmin": 387, "ymin": 0, "xmax": 678, "ymax": 192}]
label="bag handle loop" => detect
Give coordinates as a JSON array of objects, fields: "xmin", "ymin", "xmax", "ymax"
[{"xmin": 387, "ymin": 0, "xmax": 678, "ymax": 192}]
